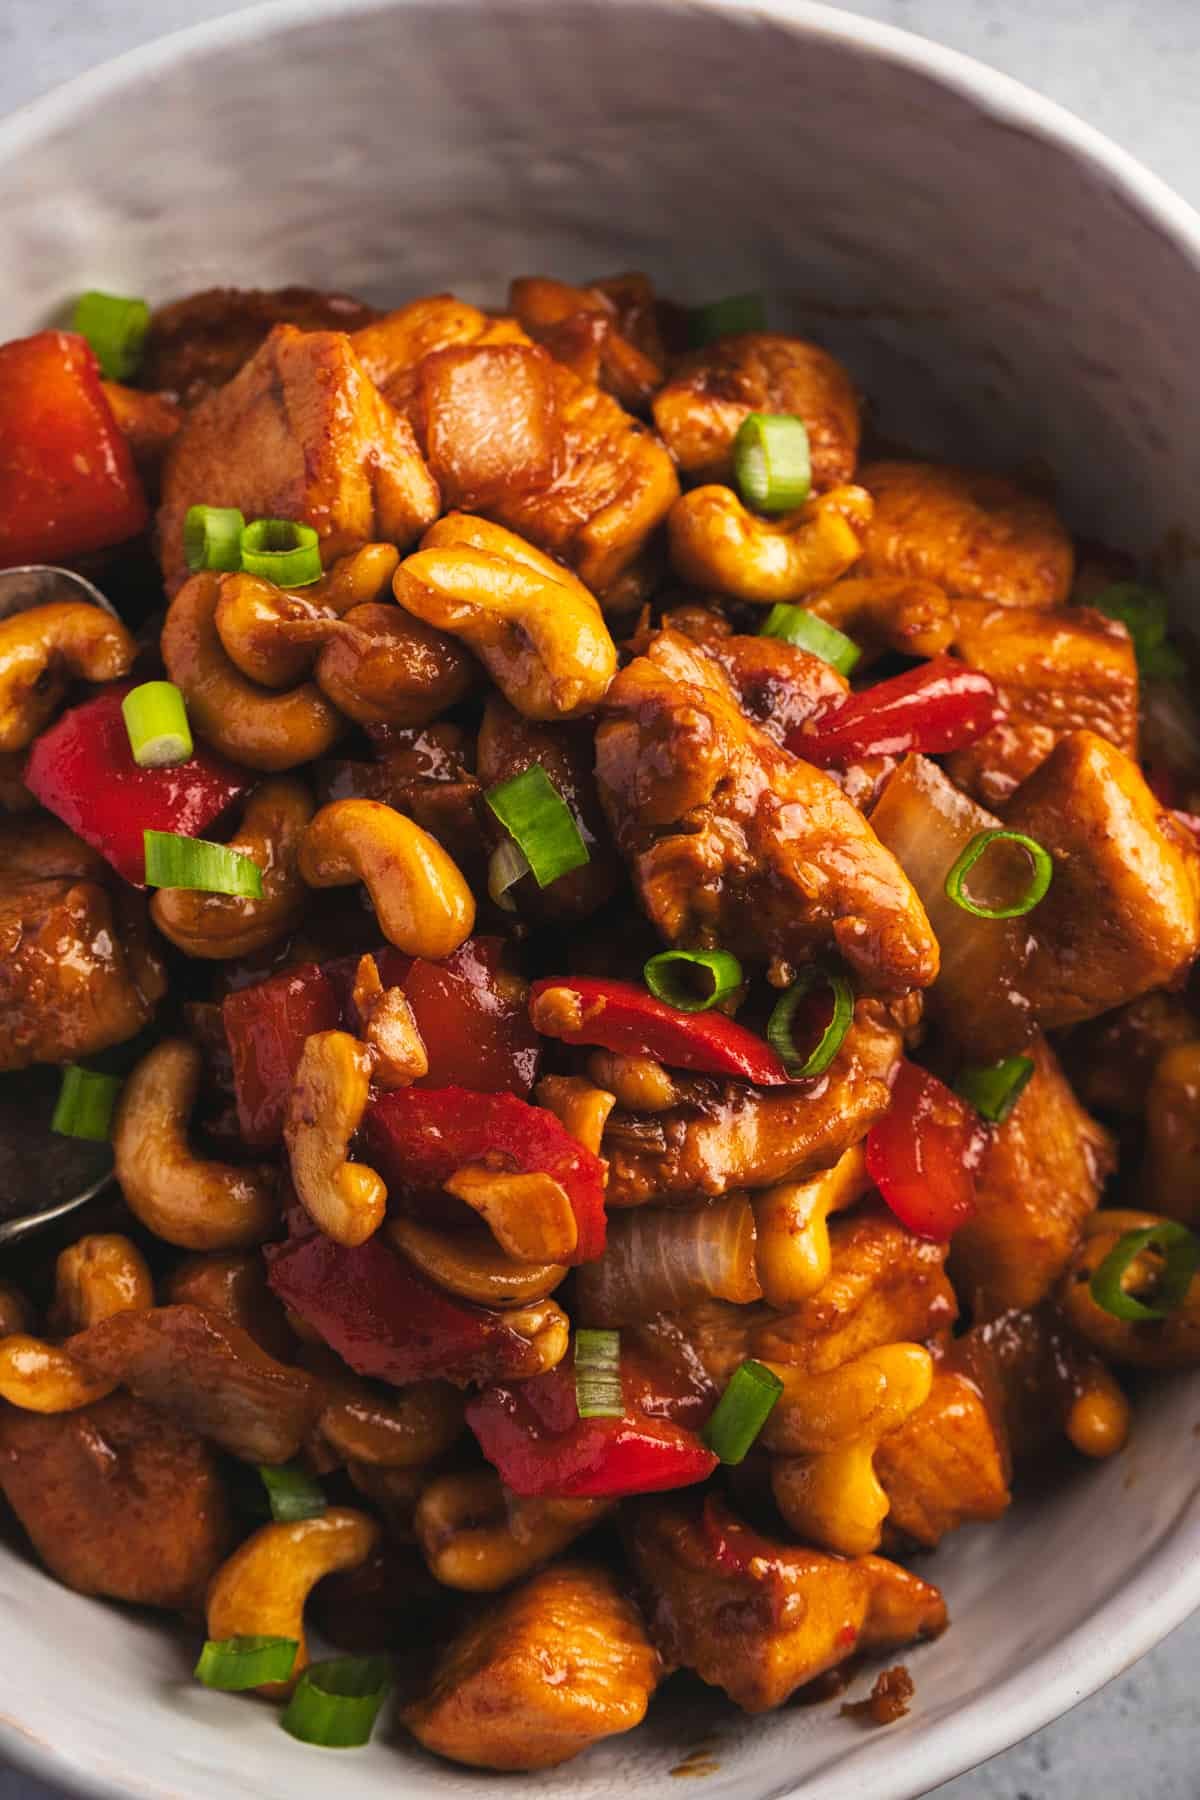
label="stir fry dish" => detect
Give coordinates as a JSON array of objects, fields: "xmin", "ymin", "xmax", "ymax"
[{"xmin": 0, "ymin": 275, "xmax": 1199, "ymax": 1768}]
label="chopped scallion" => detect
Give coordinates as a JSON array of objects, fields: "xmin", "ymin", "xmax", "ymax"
[
  {"xmin": 194, "ymin": 1635, "xmax": 299, "ymax": 1691},
  {"xmin": 574, "ymin": 1328, "xmax": 624, "ymax": 1419},
  {"xmin": 703, "ymin": 1359, "xmax": 784, "ymax": 1464},
  {"xmin": 281, "ymin": 1656, "xmax": 393, "ymax": 1747},
  {"xmin": 733, "ymin": 412, "xmax": 812, "ymax": 514},
  {"xmin": 73, "ymin": 289, "xmax": 151, "ymax": 382},
  {"xmin": 688, "ymin": 292, "xmax": 767, "ymax": 346},
  {"xmin": 50, "ymin": 1065, "xmax": 121, "ymax": 1142},
  {"xmin": 1091, "ymin": 583, "xmax": 1186, "ymax": 681},
  {"xmin": 1089, "ymin": 1220, "xmax": 1200, "ymax": 1322},
  {"xmin": 944, "ymin": 828, "xmax": 1053, "ymax": 919},
  {"xmin": 121, "ymin": 680, "xmax": 193, "ymax": 769},
  {"xmin": 239, "ymin": 518, "xmax": 323, "ymax": 587},
  {"xmin": 642, "ymin": 948, "xmax": 743, "ymax": 1013},
  {"xmin": 767, "ymin": 968, "xmax": 854, "ymax": 1078},
  {"xmin": 484, "ymin": 764, "xmax": 590, "ymax": 889},
  {"xmin": 143, "ymin": 829, "xmax": 264, "ymax": 898},
  {"xmin": 760, "ymin": 604, "xmax": 861, "ymax": 677},
  {"xmin": 487, "ymin": 838, "xmax": 531, "ymax": 912},
  {"xmin": 184, "ymin": 504, "xmax": 246, "ymax": 573},
  {"xmin": 258, "ymin": 1462, "xmax": 326, "ymax": 1523},
  {"xmin": 954, "ymin": 1054, "xmax": 1035, "ymax": 1124}
]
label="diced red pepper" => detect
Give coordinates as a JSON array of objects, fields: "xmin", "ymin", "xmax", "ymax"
[
  {"xmin": 865, "ymin": 1059, "xmax": 985, "ymax": 1240},
  {"xmin": 0, "ymin": 331, "xmax": 149, "ymax": 567},
  {"xmin": 528, "ymin": 976, "xmax": 789, "ymax": 1085},
  {"xmin": 264, "ymin": 1230, "xmax": 543, "ymax": 1386},
  {"xmin": 24, "ymin": 686, "xmax": 251, "ymax": 887},
  {"xmin": 465, "ymin": 1355, "xmax": 718, "ymax": 1498},
  {"xmin": 362, "ymin": 1086, "xmax": 607, "ymax": 1264},
  {"xmin": 223, "ymin": 964, "xmax": 342, "ymax": 1149},
  {"xmin": 787, "ymin": 657, "xmax": 1004, "ymax": 767}
]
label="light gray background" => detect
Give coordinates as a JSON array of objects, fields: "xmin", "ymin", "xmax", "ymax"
[{"xmin": 0, "ymin": 0, "xmax": 1195, "ymax": 1795}]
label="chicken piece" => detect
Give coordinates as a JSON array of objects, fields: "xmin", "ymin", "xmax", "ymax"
[
  {"xmin": 626, "ymin": 1497, "xmax": 946, "ymax": 1714},
  {"xmin": 662, "ymin": 602, "xmax": 848, "ymax": 742},
  {"xmin": 0, "ymin": 1391, "xmax": 232, "ymax": 1610},
  {"xmin": 142, "ymin": 284, "xmax": 378, "ymax": 405},
  {"xmin": 805, "ymin": 575, "xmax": 956, "ymax": 664},
  {"xmin": 602, "ymin": 998, "xmax": 907, "ymax": 1205},
  {"xmin": 651, "ymin": 332, "xmax": 860, "ymax": 491},
  {"xmin": 595, "ymin": 631, "xmax": 938, "ymax": 991},
  {"xmin": 0, "ymin": 876, "xmax": 162, "ymax": 1070},
  {"xmin": 944, "ymin": 600, "xmax": 1139, "ymax": 805},
  {"xmin": 404, "ymin": 343, "xmax": 563, "ymax": 510},
  {"xmin": 402, "ymin": 1561, "xmax": 660, "ymax": 1770},
  {"xmin": 858, "ymin": 460, "xmax": 1074, "ymax": 609},
  {"xmin": 1061, "ymin": 992, "xmax": 1198, "ymax": 1119},
  {"xmin": 67, "ymin": 1304, "xmax": 320, "ymax": 1464},
  {"xmin": 1143, "ymin": 1042, "xmax": 1200, "ymax": 1225},
  {"xmin": 158, "ymin": 324, "xmax": 440, "ymax": 592},
  {"xmin": 876, "ymin": 1337, "xmax": 1011, "ymax": 1549},
  {"xmin": 1005, "ymin": 731, "xmax": 1200, "ymax": 1029},
  {"xmin": 949, "ymin": 1036, "xmax": 1114, "ymax": 1319},
  {"xmin": 318, "ymin": 722, "xmax": 484, "ymax": 880},
  {"xmin": 351, "ymin": 294, "xmax": 530, "ymax": 406},
  {"xmin": 509, "ymin": 275, "xmax": 665, "ymax": 412}
]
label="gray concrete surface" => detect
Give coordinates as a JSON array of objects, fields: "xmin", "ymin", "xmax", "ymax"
[{"xmin": 0, "ymin": 0, "xmax": 1197, "ymax": 1795}]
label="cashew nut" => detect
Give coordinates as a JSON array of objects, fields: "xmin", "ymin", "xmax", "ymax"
[
  {"xmin": 351, "ymin": 954, "xmax": 428, "ymax": 1088},
  {"xmin": 315, "ymin": 601, "xmax": 476, "ymax": 727},
  {"xmin": 501, "ymin": 1298, "xmax": 571, "ymax": 1375},
  {"xmin": 206, "ymin": 1508, "xmax": 380, "ymax": 1694},
  {"xmin": 161, "ymin": 572, "xmax": 343, "ymax": 770},
  {"xmin": 48, "ymin": 1234, "xmax": 154, "ymax": 1337},
  {"xmin": 164, "ymin": 1252, "xmax": 296, "ymax": 1361},
  {"xmin": 444, "ymin": 1165, "xmax": 579, "ymax": 1264},
  {"xmin": 393, "ymin": 513, "xmax": 617, "ymax": 719},
  {"xmin": 752, "ymin": 1145, "xmax": 872, "ymax": 1308},
  {"xmin": 284, "ymin": 1030, "xmax": 386, "ymax": 1247},
  {"xmin": 113, "ymin": 1039, "xmax": 278, "ymax": 1249},
  {"xmin": 0, "ymin": 601, "xmax": 135, "ymax": 752},
  {"xmin": 215, "ymin": 573, "xmax": 343, "ymax": 688},
  {"xmin": 414, "ymin": 1467, "xmax": 608, "ymax": 1592},
  {"xmin": 0, "ymin": 1281, "xmax": 34, "ymax": 1338},
  {"xmin": 387, "ymin": 1216, "xmax": 568, "ymax": 1307},
  {"xmin": 150, "ymin": 777, "xmax": 313, "ymax": 960},
  {"xmin": 584, "ymin": 1048, "xmax": 678, "ymax": 1114},
  {"xmin": 0, "ymin": 1337, "xmax": 115, "ymax": 1412},
  {"xmin": 667, "ymin": 484, "xmax": 873, "ymax": 602},
  {"xmin": 313, "ymin": 1363, "xmax": 465, "ymax": 1468},
  {"xmin": 1058, "ymin": 1213, "xmax": 1200, "ymax": 1369},
  {"xmin": 1064, "ymin": 1372, "xmax": 1131, "ymax": 1460},
  {"xmin": 299, "ymin": 798, "xmax": 475, "ymax": 958},
  {"xmin": 534, "ymin": 1075, "xmax": 616, "ymax": 1158}
]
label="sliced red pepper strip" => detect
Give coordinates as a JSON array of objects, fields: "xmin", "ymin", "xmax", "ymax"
[
  {"xmin": 0, "ymin": 331, "xmax": 149, "ymax": 567},
  {"xmin": 865, "ymin": 1059, "xmax": 985, "ymax": 1240},
  {"xmin": 528, "ymin": 976, "xmax": 789, "ymax": 1085},
  {"xmin": 264, "ymin": 1231, "xmax": 543, "ymax": 1387},
  {"xmin": 787, "ymin": 656, "xmax": 1004, "ymax": 767},
  {"xmin": 223, "ymin": 964, "xmax": 342, "ymax": 1149},
  {"xmin": 362, "ymin": 1086, "xmax": 606, "ymax": 1264},
  {"xmin": 24, "ymin": 686, "xmax": 251, "ymax": 887},
  {"xmin": 465, "ymin": 1355, "xmax": 718, "ymax": 1499}
]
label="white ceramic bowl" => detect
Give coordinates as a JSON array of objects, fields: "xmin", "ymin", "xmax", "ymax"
[{"xmin": 2, "ymin": 3, "xmax": 1200, "ymax": 1796}]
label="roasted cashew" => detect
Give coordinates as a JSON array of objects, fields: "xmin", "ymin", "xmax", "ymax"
[
  {"xmin": 206, "ymin": 1508, "xmax": 380, "ymax": 1694},
  {"xmin": 164, "ymin": 1252, "xmax": 296, "ymax": 1361},
  {"xmin": 534, "ymin": 1075, "xmax": 616, "ymax": 1158},
  {"xmin": 284, "ymin": 1030, "xmax": 386, "ymax": 1247},
  {"xmin": 314, "ymin": 1366, "xmax": 465, "ymax": 1468},
  {"xmin": 0, "ymin": 1337, "xmax": 115, "ymax": 1412},
  {"xmin": 667, "ymin": 483, "xmax": 872, "ymax": 602},
  {"xmin": 393, "ymin": 513, "xmax": 617, "ymax": 719},
  {"xmin": 351, "ymin": 954, "xmax": 428, "ymax": 1088},
  {"xmin": 113, "ymin": 1039, "xmax": 278, "ymax": 1249},
  {"xmin": 311, "ymin": 543, "xmax": 402, "ymax": 613},
  {"xmin": 299, "ymin": 798, "xmax": 475, "ymax": 958},
  {"xmin": 0, "ymin": 601, "xmax": 135, "ymax": 752},
  {"xmin": 386, "ymin": 1216, "xmax": 568, "ymax": 1307},
  {"xmin": 1058, "ymin": 1212, "xmax": 1200, "ymax": 1369},
  {"xmin": 1144, "ymin": 1041, "xmax": 1200, "ymax": 1225},
  {"xmin": 444, "ymin": 1165, "xmax": 579, "ymax": 1264},
  {"xmin": 162, "ymin": 572, "xmax": 343, "ymax": 771},
  {"xmin": 501, "ymin": 1297, "xmax": 571, "ymax": 1374},
  {"xmin": 752, "ymin": 1145, "xmax": 872, "ymax": 1308},
  {"xmin": 414, "ymin": 1467, "xmax": 609, "ymax": 1592},
  {"xmin": 48, "ymin": 1234, "xmax": 154, "ymax": 1336},
  {"xmin": 584, "ymin": 1049, "xmax": 678, "ymax": 1114},
  {"xmin": 215, "ymin": 572, "xmax": 342, "ymax": 688},
  {"xmin": 0, "ymin": 1281, "xmax": 33, "ymax": 1338},
  {"xmin": 314, "ymin": 601, "xmax": 476, "ymax": 728},
  {"xmin": 1064, "ymin": 1368, "xmax": 1131, "ymax": 1459}
]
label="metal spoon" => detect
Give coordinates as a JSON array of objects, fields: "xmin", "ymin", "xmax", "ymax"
[{"xmin": 0, "ymin": 564, "xmax": 124, "ymax": 1247}]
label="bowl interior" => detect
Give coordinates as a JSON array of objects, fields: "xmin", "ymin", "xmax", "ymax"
[{"xmin": 2, "ymin": 3, "xmax": 1200, "ymax": 1797}]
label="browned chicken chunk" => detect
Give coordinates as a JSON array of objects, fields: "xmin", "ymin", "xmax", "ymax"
[
  {"xmin": 1062, "ymin": 992, "xmax": 1199, "ymax": 1119},
  {"xmin": 403, "ymin": 1561, "xmax": 660, "ymax": 1770},
  {"xmin": 509, "ymin": 275, "xmax": 666, "ymax": 413},
  {"xmin": 1144, "ymin": 1041, "xmax": 1200, "ymax": 1224},
  {"xmin": 805, "ymin": 574, "xmax": 956, "ymax": 664},
  {"xmin": 662, "ymin": 602, "xmax": 848, "ymax": 742},
  {"xmin": 595, "ymin": 631, "xmax": 938, "ymax": 992},
  {"xmin": 0, "ymin": 1392, "xmax": 231, "ymax": 1610},
  {"xmin": 876, "ymin": 1339, "xmax": 1011, "ymax": 1549},
  {"xmin": 351, "ymin": 295, "xmax": 529, "ymax": 404},
  {"xmin": 968, "ymin": 1306, "xmax": 1129, "ymax": 1462},
  {"xmin": 143, "ymin": 284, "xmax": 379, "ymax": 405}
]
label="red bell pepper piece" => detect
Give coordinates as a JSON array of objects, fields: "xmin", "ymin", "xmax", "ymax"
[
  {"xmin": 865, "ymin": 1059, "xmax": 985, "ymax": 1240},
  {"xmin": 0, "ymin": 331, "xmax": 149, "ymax": 567},
  {"xmin": 528, "ymin": 976, "xmax": 789, "ymax": 1084},
  {"xmin": 362, "ymin": 1086, "xmax": 607, "ymax": 1264},
  {"xmin": 223, "ymin": 963, "xmax": 342, "ymax": 1148},
  {"xmin": 24, "ymin": 686, "xmax": 251, "ymax": 886},
  {"xmin": 264, "ymin": 1230, "xmax": 543, "ymax": 1387},
  {"xmin": 787, "ymin": 657, "xmax": 1004, "ymax": 767},
  {"xmin": 465, "ymin": 1356, "xmax": 718, "ymax": 1498}
]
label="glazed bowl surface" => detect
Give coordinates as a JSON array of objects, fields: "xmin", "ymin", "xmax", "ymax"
[{"xmin": 1, "ymin": 3, "xmax": 1199, "ymax": 1796}]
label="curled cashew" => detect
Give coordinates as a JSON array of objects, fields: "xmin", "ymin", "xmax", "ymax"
[
  {"xmin": 0, "ymin": 601, "xmax": 135, "ymax": 752},
  {"xmin": 393, "ymin": 513, "xmax": 617, "ymax": 719},
  {"xmin": 1058, "ymin": 1212, "xmax": 1200, "ymax": 1369},
  {"xmin": 0, "ymin": 1337, "xmax": 115, "ymax": 1412},
  {"xmin": 585, "ymin": 1049, "xmax": 678, "ymax": 1114},
  {"xmin": 215, "ymin": 573, "xmax": 342, "ymax": 688},
  {"xmin": 285, "ymin": 1030, "xmax": 385, "ymax": 1247},
  {"xmin": 444, "ymin": 1165, "xmax": 579, "ymax": 1264},
  {"xmin": 502, "ymin": 1297, "xmax": 571, "ymax": 1374},
  {"xmin": 533, "ymin": 1075, "xmax": 616, "ymax": 1159},
  {"xmin": 351, "ymin": 954, "xmax": 428, "ymax": 1089},
  {"xmin": 1064, "ymin": 1370, "xmax": 1131, "ymax": 1459},
  {"xmin": 48, "ymin": 1234, "xmax": 154, "ymax": 1336},
  {"xmin": 162, "ymin": 572, "xmax": 343, "ymax": 771},
  {"xmin": 206, "ymin": 1508, "xmax": 380, "ymax": 1694},
  {"xmin": 312, "ymin": 542, "xmax": 402, "ymax": 612},
  {"xmin": 752, "ymin": 1145, "xmax": 872, "ymax": 1309},
  {"xmin": 150, "ymin": 776, "xmax": 313, "ymax": 960},
  {"xmin": 299, "ymin": 798, "xmax": 475, "ymax": 958},
  {"xmin": 0, "ymin": 1281, "xmax": 34, "ymax": 1338},
  {"xmin": 315, "ymin": 601, "xmax": 476, "ymax": 727},
  {"xmin": 113, "ymin": 1039, "xmax": 278, "ymax": 1249},
  {"xmin": 414, "ymin": 1467, "xmax": 608, "ymax": 1592},
  {"xmin": 387, "ymin": 1215, "xmax": 568, "ymax": 1307},
  {"xmin": 315, "ymin": 1367, "xmax": 465, "ymax": 1468},
  {"xmin": 667, "ymin": 483, "xmax": 872, "ymax": 602},
  {"xmin": 164, "ymin": 1252, "xmax": 296, "ymax": 1361}
]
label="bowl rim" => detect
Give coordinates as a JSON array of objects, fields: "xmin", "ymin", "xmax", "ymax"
[{"xmin": 2, "ymin": 2, "xmax": 1200, "ymax": 1795}]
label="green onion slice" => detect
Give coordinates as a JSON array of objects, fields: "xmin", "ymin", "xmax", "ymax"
[
  {"xmin": 703, "ymin": 1359, "xmax": 784, "ymax": 1464},
  {"xmin": 487, "ymin": 838, "xmax": 530, "ymax": 913},
  {"xmin": 195, "ymin": 1635, "xmax": 299, "ymax": 1691},
  {"xmin": 760, "ymin": 603, "xmax": 861, "ymax": 677},
  {"xmin": 1089, "ymin": 1221, "xmax": 1200, "ymax": 1322},
  {"xmin": 688, "ymin": 292, "xmax": 767, "ymax": 346},
  {"xmin": 51, "ymin": 1065, "xmax": 121, "ymax": 1142},
  {"xmin": 944, "ymin": 829, "xmax": 1053, "ymax": 919},
  {"xmin": 642, "ymin": 949, "xmax": 743, "ymax": 1013},
  {"xmin": 258, "ymin": 1462, "xmax": 326, "ymax": 1523},
  {"xmin": 574, "ymin": 1328, "xmax": 624, "ymax": 1419},
  {"xmin": 184, "ymin": 504, "xmax": 246, "ymax": 573},
  {"xmin": 73, "ymin": 289, "xmax": 151, "ymax": 382},
  {"xmin": 954, "ymin": 1055, "xmax": 1035, "ymax": 1125},
  {"xmin": 239, "ymin": 518, "xmax": 323, "ymax": 587},
  {"xmin": 1091, "ymin": 582, "xmax": 1186, "ymax": 681},
  {"xmin": 733, "ymin": 413, "xmax": 812, "ymax": 514},
  {"xmin": 767, "ymin": 967, "xmax": 854, "ymax": 1078},
  {"xmin": 281, "ymin": 1656, "xmax": 393, "ymax": 1747},
  {"xmin": 143, "ymin": 830, "xmax": 264, "ymax": 898},
  {"xmin": 484, "ymin": 764, "xmax": 590, "ymax": 889},
  {"xmin": 121, "ymin": 680, "xmax": 194, "ymax": 769}
]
